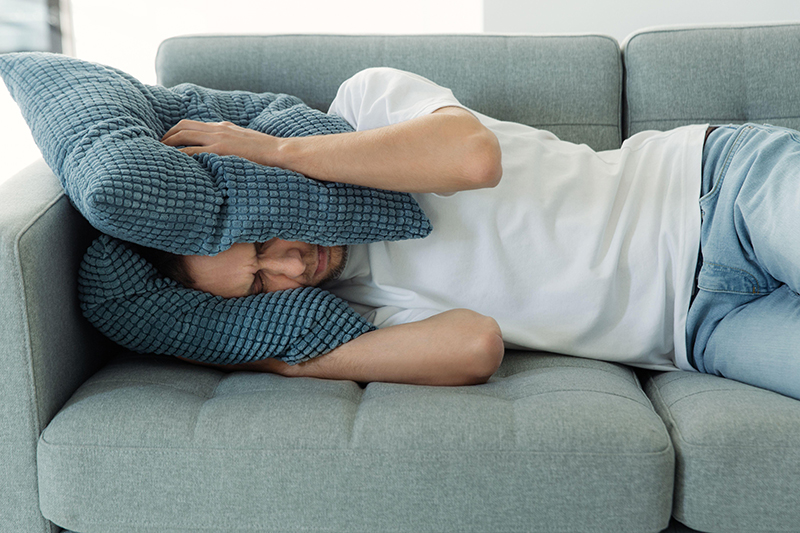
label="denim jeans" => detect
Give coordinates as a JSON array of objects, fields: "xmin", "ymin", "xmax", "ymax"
[{"xmin": 687, "ymin": 123, "xmax": 800, "ymax": 400}]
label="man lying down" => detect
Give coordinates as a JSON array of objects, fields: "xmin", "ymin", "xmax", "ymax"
[{"xmin": 145, "ymin": 67, "xmax": 800, "ymax": 399}]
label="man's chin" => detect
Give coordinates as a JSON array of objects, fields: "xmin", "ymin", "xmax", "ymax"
[{"xmin": 321, "ymin": 245, "xmax": 348, "ymax": 284}]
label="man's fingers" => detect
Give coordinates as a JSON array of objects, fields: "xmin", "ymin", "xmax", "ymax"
[
  {"xmin": 162, "ymin": 119, "xmax": 201, "ymax": 142},
  {"xmin": 160, "ymin": 120, "xmax": 263, "ymax": 162},
  {"xmin": 161, "ymin": 128, "xmax": 215, "ymax": 148},
  {"xmin": 161, "ymin": 119, "xmax": 223, "ymax": 143}
]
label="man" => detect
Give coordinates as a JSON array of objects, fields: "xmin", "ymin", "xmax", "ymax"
[{"xmin": 159, "ymin": 67, "xmax": 800, "ymax": 399}]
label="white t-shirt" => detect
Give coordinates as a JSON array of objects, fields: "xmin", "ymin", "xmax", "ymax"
[{"xmin": 325, "ymin": 67, "xmax": 706, "ymax": 371}]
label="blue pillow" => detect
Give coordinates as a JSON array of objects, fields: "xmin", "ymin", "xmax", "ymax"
[
  {"xmin": 0, "ymin": 52, "xmax": 432, "ymax": 254},
  {"xmin": 79, "ymin": 236, "xmax": 373, "ymax": 365},
  {"xmin": 0, "ymin": 52, "xmax": 429, "ymax": 364}
]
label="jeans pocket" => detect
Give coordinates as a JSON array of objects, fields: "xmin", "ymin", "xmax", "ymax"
[
  {"xmin": 697, "ymin": 262, "xmax": 771, "ymax": 295},
  {"xmin": 699, "ymin": 124, "xmax": 754, "ymax": 205}
]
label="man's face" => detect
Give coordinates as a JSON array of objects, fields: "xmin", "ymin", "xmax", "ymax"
[{"xmin": 183, "ymin": 239, "xmax": 347, "ymax": 298}]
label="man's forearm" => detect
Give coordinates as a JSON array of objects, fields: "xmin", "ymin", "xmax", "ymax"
[
  {"xmin": 200, "ymin": 309, "xmax": 504, "ymax": 386},
  {"xmin": 272, "ymin": 107, "xmax": 503, "ymax": 194},
  {"xmin": 279, "ymin": 309, "xmax": 504, "ymax": 385},
  {"xmin": 161, "ymin": 107, "xmax": 502, "ymax": 194}
]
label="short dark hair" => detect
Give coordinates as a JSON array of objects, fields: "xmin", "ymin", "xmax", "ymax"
[{"xmin": 127, "ymin": 243, "xmax": 195, "ymax": 288}]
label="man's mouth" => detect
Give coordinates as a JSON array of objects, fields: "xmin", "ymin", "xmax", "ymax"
[{"xmin": 314, "ymin": 245, "xmax": 328, "ymax": 278}]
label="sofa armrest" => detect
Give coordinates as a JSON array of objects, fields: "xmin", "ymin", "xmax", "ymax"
[{"xmin": 0, "ymin": 159, "xmax": 112, "ymax": 533}]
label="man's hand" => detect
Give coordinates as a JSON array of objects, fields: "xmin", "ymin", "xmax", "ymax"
[
  {"xmin": 161, "ymin": 107, "xmax": 502, "ymax": 195},
  {"xmin": 161, "ymin": 120, "xmax": 281, "ymax": 164},
  {"xmin": 183, "ymin": 309, "xmax": 504, "ymax": 386}
]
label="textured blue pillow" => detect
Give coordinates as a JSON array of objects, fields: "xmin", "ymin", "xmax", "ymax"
[
  {"xmin": 79, "ymin": 236, "xmax": 373, "ymax": 365},
  {"xmin": 0, "ymin": 52, "xmax": 428, "ymax": 364},
  {"xmin": 0, "ymin": 52, "xmax": 432, "ymax": 253}
]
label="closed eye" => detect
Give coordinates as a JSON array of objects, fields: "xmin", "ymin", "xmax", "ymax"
[
  {"xmin": 249, "ymin": 240, "xmax": 279, "ymax": 295},
  {"xmin": 255, "ymin": 239, "xmax": 276, "ymax": 256}
]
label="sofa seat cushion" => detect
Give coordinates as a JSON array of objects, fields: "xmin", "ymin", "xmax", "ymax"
[
  {"xmin": 644, "ymin": 371, "xmax": 800, "ymax": 532},
  {"xmin": 38, "ymin": 352, "xmax": 674, "ymax": 533}
]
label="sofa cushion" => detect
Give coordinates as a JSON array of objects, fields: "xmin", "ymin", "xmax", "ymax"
[
  {"xmin": 624, "ymin": 23, "xmax": 800, "ymax": 136},
  {"xmin": 39, "ymin": 352, "xmax": 674, "ymax": 533},
  {"xmin": 644, "ymin": 371, "xmax": 800, "ymax": 532}
]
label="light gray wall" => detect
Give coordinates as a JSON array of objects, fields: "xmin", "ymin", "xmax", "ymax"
[{"xmin": 484, "ymin": 0, "xmax": 800, "ymax": 42}]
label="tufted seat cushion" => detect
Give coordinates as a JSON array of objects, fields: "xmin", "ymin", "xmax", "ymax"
[
  {"xmin": 644, "ymin": 371, "xmax": 800, "ymax": 532},
  {"xmin": 38, "ymin": 352, "xmax": 675, "ymax": 533}
]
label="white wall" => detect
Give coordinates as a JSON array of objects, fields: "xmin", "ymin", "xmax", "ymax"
[{"xmin": 484, "ymin": 0, "xmax": 800, "ymax": 43}]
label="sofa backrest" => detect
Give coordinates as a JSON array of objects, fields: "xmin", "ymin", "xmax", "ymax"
[
  {"xmin": 156, "ymin": 34, "xmax": 623, "ymax": 151},
  {"xmin": 624, "ymin": 23, "xmax": 800, "ymax": 137}
]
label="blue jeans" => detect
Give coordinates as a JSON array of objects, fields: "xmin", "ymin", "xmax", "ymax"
[{"xmin": 687, "ymin": 123, "xmax": 800, "ymax": 400}]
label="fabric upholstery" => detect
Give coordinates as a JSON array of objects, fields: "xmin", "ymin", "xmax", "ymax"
[
  {"xmin": 0, "ymin": 162, "xmax": 109, "ymax": 533},
  {"xmin": 38, "ymin": 352, "xmax": 674, "ymax": 533},
  {"xmin": 644, "ymin": 371, "xmax": 800, "ymax": 532},
  {"xmin": 624, "ymin": 23, "xmax": 800, "ymax": 136},
  {"xmin": 156, "ymin": 34, "xmax": 624, "ymax": 151}
]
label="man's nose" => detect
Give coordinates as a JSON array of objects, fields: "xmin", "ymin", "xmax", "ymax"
[{"xmin": 259, "ymin": 248, "xmax": 307, "ymax": 279}]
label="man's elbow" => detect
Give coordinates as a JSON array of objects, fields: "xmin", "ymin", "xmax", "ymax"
[
  {"xmin": 460, "ymin": 316, "xmax": 505, "ymax": 385},
  {"xmin": 463, "ymin": 129, "xmax": 503, "ymax": 189}
]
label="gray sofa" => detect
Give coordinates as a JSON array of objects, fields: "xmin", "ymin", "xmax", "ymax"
[{"xmin": 3, "ymin": 23, "xmax": 800, "ymax": 533}]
